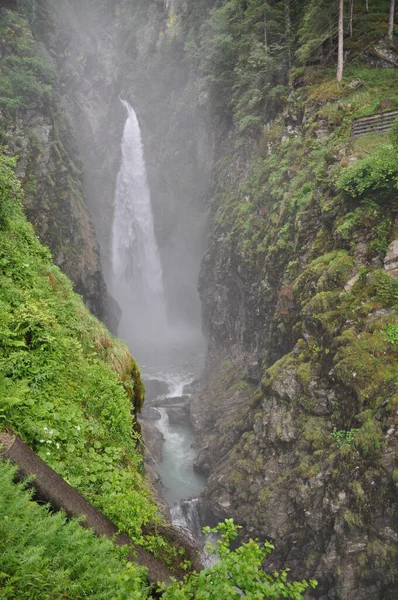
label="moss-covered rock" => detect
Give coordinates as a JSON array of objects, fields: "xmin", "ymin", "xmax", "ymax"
[{"xmin": 195, "ymin": 63, "xmax": 398, "ymax": 599}]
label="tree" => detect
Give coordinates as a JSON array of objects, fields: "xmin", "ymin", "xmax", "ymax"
[
  {"xmin": 337, "ymin": 0, "xmax": 344, "ymax": 81},
  {"xmin": 388, "ymin": 0, "xmax": 395, "ymax": 40},
  {"xmin": 348, "ymin": 0, "xmax": 353, "ymax": 36}
]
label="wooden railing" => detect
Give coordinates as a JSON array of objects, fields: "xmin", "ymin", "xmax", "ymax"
[{"xmin": 352, "ymin": 109, "xmax": 398, "ymax": 137}]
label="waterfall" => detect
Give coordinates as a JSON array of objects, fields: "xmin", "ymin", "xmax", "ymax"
[
  {"xmin": 111, "ymin": 99, "xmax": 167, "ymax": 343},
  {"xmin": 171, "ymin": 499, "xmax": 219, "ymax": 567}
]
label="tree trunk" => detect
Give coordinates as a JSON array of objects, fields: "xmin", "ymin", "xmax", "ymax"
[
  {"xmin": 365, "ymin": 0, "xmax": 369, "ymax": 12},
  {"xmin": 337, "ymin": 0, "xmax": 344, "ymax": 82},
  {"xmin": 388, "ymin": 0, "xmax": 395, "ymax": 40},
  {"xmin": 264, "ymin": 5, "xmax": 268, "ymax": 51},
  {"xmin": 285, "ymin": 0, "xmax": 292, "ymax": 67},
  {"xmin": 348, "ymin": 0, "xmax": 353, "ymax": 36}
]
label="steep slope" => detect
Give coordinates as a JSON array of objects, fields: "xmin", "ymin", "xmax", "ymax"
[
  {"xmin": 146, "ymin": 1, "xmax": 398, "ymax": 598},
  {"xmin": 0, "ymin": 151, "xmax": 159, "ymax": 547},
  {"xmin": 0, "ymin": 460, "xmax": 147, "ymax": 599},
  {"xmin": 0, "ymin": 143, "xmax": 314, "ymax": 600}
]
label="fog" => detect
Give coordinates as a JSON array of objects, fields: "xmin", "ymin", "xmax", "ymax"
[{"xmin": 52, "ymin": 0, "xmax": 212, "ymax": 361}]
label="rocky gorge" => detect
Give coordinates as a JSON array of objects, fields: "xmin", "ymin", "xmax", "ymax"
[{"xmin": 1, "ymin": 1, "xmax": 397, "ymax": 599}]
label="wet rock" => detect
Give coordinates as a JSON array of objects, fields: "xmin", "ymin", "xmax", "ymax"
[
  {"xmin": 140, "ymin": 420, "xmax": 164, "ymax": 464},
  {"xmin": 183, "ymin": 379, "xmax": 201, "ymax": 395},
  {"xmin": 141, "ymin": 406, "xmax": 161, "ymax": 420},
  {"xmin": 167, "ymin": 405, "xmax": 190, "ymax": 426},
  {"xmin": 150, "ymin": 395, "xmax": 189, "ymax": 408},
  {"xmin": 384, "ymin": 238, "xmax": 398, "ymax": 277},
  {"xmin": 140, "ymin": 422, "xmax": 169, "ymax": 520},
  {"xmin": 144, "ymin": 379, "xmax": 169, "ymax": 402}
]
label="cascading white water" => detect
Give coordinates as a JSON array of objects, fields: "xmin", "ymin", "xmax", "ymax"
[
  {"xmin": 111, "ymin": 99, "xmax": 167, "ymax": 343},
  {"xmin": 111, "ymin": 99, "xmax": 209, "ymax": 554}
]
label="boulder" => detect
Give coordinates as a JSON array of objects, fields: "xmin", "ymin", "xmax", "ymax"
[
  {"xmin": 150, "ymin": 395, "xmax": 189, "ymax": 408},
  {"xmin": 141, "ymin": 406, "xmax": 161, "ymax": 420},
  {"xmin": 144, "ymin": 379, "xmax": 169, "ymax": 402},
  {"xmin": 384, "ymin": 238, "xmax": 398, "ymax": 278},
  {"xmin": 167, "ymin": 405, "xmax": 190, "ymax": 426}
]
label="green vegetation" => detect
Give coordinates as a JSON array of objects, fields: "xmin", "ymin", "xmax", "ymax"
[
  {"xmin": 0, "ymin": 460, "xmax": 148, "ymax": 599},
  {"xmin": 0, "ymin": 152, "xmax": 156, "ymax": 543},
  {"xmin": 0, "ymin": 151, "xmax": 318, "ymax": 598},
  {"xmin": 2, "ymin": 0, "xmax": 397, "ymax": 596},
  {"xmin": 0, "ymin": 8, "xmax": 104, "ymax": 314},
  {"xmin": 160, "ymin": 520, "xmax": 316, "ymax": 599},
  {"xmin": 332, "ymin": 427, "xmax": 359, "ymax": 448},
  {"xmin": 186, "ymin": 4, "xmax": 398, "ymax": 594},
  {"xmin": 0, "ymin": 10, "xmax": 55, "ymax": 113}
]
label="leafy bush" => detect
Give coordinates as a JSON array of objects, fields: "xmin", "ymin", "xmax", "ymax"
[
  {"xmin": 368, "ymin": 270, "xmax": 398, "ymax": 307},
  {"xmin": 332, "ymin": 427, "xmax": 359, "ymax": 448},
  {"xmin": 160, "ymin": 520, "xmax": 317, "ymax": 599},
  {"xmin": 381, "ymin": 322, "xmax": 398, "ymax": 345},
  {"xmin": 336, "ymin": 144, "xmax": 398, "ymax": 198}
]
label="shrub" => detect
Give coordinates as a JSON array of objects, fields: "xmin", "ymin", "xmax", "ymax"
[
  {"xmin": 336, "ymin": 144, "xmax": 398, "ymax": 198},
  {"xmin": 160, "ymin": 519, "xmax": 317, "ymax": 599}
]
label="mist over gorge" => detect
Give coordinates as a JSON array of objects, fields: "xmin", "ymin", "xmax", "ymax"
[{"xmin": 1, "ymin": 1, "xmax": 398, "ymax": 599}]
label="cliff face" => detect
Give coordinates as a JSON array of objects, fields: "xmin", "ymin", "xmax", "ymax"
[
  {"xmin": 192, "ymin": 72, "xmax": 398, "ymax": 597},
  {"xmin": 0, "ymin": 7, "xmax": 105, "ymax": 317},
  {"xmin": 36, "ymin": 0, "xmax": 214, "ymax": 332}
]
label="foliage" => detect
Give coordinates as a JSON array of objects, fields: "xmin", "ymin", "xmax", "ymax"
[
  {"xmin": 0, "ymin": 152, "xmax": 159, "ymax": 546},
  {"xmin": 0, "ymin": 10, "xmax": 56, "ymax": 113},
  {"xmin": 332, "ymin": 427, "xmax": 359, "ymax": 448},
  {"xmin": 186, "ymin": 0, "xmax": 293, "ymax": 130},
  {"xmin": 0, "ymin": 461, "xmax": 148, "ymax": 600},
  {"xmin": 368, "ymin": 270, "xmax": 398, "ymax": 307},
  {"xmin": 381, "ymin": 322, "xmax": 398, "ymax": 345},
  {"xmin": 297, "ymin": 0, "xmax": 391, "ymax": 65},
  {"xmin": 160, "ymin": 520, "xmax": 317, "ymax": 599},
  {"xmin": 0, "ymin": 152, "xmax": 23, "ymax": 228},
  {"xmin": 336, "ymin": 143, "xmax": 398, "ymax": 198}
]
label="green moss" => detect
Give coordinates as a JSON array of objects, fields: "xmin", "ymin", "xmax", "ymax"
[{"xmin": 297, "ymin": 362, "xmax": 312, "ymax": 392}]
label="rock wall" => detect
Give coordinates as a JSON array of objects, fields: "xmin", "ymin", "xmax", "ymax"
[
  {"xmin": 0, "ymin": 6, "xmax": 106, "ymax": 317},
  {"xmin": 192, "ymin": 79, "xmax": 398, "ymax": 598}
]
